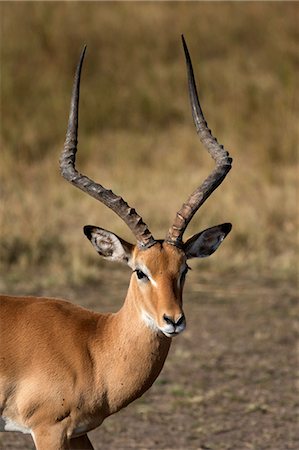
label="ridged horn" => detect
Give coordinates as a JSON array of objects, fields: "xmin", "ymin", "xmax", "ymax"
[
  {"xmin": 166, "ymin": 36, "xmax": 232, "ymax": 246},
  {"xmin": 60, "ymin": 46, "xmax": 155, "ymax": 249}
]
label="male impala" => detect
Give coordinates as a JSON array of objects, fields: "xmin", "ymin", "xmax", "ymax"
[{"xmin": 0, "ymin": 37, "xmax": 232, "ymax": 449}]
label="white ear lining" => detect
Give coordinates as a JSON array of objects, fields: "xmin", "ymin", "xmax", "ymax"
[
  {"xmin": 85, "ymin": 226, "xmax": 133, "ymax": 264},
  {"xmin": 93, "ymin": 232, "xmax": 127, "ymax": 261}
]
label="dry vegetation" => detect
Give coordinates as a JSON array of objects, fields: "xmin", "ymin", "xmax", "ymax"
[
  {"xmin": 1, "ymin": 5, "xmax": 299, "ymax": 450},
  {"xmin": 1, "ymin": 2, "xmax": 298, "ymax": 289}
]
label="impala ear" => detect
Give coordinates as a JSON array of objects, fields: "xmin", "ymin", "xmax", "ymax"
[
  {"xmin": 184, "ymin": 223, "xmax": 232, "ymax": 259},
  {"xmin": 83, "ymin": 226, "xmax": 134, "ymax": 265}
]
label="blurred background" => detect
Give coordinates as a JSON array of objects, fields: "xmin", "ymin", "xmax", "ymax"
[
  {"xmin": 1, "ymin": 4, "xmax": 299, "ymax": 450},
  {"xmin": 1, "ymin": 2, "xmax": 298, "ymax": 288}
]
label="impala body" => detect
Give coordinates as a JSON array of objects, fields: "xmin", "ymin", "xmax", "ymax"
[{"xmin": 0, "ymin": 37, "xmax": 232, "ymax": 450}]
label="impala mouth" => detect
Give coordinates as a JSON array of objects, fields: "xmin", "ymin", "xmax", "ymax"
[
  {"xmin": 160, "ymin": 325, "xmax": 186, "ymax": 338},
  {"xmin": 160, "ymin": 313, "xmax": 186, "ymax": 338},
  {"xmin": 162, "ymin": 330, "xmax": 181, "ymax": 338},
  {"xmin": 141, "ymin": 311, "xmax": 186, "ymax": 337}
]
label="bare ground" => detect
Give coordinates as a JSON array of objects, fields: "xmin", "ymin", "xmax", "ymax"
[{"xmin": 0, "ymin": 268, "xmax": 298, "ymax": 450}]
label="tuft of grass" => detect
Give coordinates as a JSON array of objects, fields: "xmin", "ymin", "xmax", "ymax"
[{"xmin": 1, "ymin": 2, "xmax": 298, "ymax": 288}]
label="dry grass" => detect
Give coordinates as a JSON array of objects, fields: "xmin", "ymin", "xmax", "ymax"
[{"xmin": 1, "ymin": 2, "xmax": 298, "ymax": 289}]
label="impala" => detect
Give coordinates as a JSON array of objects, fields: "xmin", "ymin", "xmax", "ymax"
[{"xmin": 0, "ymin": 36, "xmax": 232, "ymax": 450}]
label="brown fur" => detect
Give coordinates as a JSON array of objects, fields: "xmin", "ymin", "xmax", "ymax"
[{"xmin": 0, "ymin": 242, "xmax": 185, "ymax": 449}]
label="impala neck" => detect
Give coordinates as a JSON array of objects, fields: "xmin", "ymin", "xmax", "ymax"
[
  {"xmin": 115, "ymin": 273, "xmax": 171, "ymax": 356},
  {"xmin": 96, "ymin": 275, "xmax": 171, "ymax": 416}
]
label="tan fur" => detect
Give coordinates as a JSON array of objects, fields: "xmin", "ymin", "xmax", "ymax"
[
  {"xmin": 0, "ymin": 242, "xmax": 186, "ymax": 449},
  {"xmin": 1, "ymin": 36, "xmax": 233, "ymax": 449}
]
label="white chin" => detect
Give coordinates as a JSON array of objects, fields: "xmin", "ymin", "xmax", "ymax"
[{"xmin": 161, "ymin": 330, "xmax": 179, "ymax": 338}]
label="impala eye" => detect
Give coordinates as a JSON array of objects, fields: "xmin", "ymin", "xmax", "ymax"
[{"xmin": 135, "ymin": 269, "xmax": 149, "ymax": 281}]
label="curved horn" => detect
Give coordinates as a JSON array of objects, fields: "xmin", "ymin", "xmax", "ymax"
[
  {"xmin": 166, "ymin": 36, "xmax": 232, "ymax": 246},
  {"xmin": 60, "ymin": 47, "xmax": 155, "ymax": 249}
]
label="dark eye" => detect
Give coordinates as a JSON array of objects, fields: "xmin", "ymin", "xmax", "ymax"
[{"xmin": 135, "ymin": 269, "xmax": 148, "ymax": 281}]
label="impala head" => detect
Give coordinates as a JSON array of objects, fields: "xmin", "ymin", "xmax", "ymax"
[{"xmin": 60, "ymin": 36, "xmax": 233, "ymax": 338}]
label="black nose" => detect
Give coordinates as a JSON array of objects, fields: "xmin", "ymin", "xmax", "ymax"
[{"xmin": 163, "ymin": 314, "xmax": 185, "ymax": 327}]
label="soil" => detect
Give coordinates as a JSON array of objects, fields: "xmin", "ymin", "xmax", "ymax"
[{"xmin": 1, "ymin": 268, "xmax": 298, "ymax": 450}]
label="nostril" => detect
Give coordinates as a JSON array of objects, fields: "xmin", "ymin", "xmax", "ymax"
[
  {"xmin": 176, "ymin": 314, "xmax": 185, "ymax": 327},
  {"xmin": 163, "ymin": 314, "xmax": 185, "ymax": 327},
  {"xmin": 163, "ymin": 314, "xmax": 175, "ymax": 326}
]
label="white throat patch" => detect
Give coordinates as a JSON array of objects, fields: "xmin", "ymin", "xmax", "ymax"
[
  {"xmin": 0, "ymin": 416, "xmax": 31, "ymax": 434},
  {"xmin": 141, "ymin": 310, "xmax": 159, "ymax": 332}
]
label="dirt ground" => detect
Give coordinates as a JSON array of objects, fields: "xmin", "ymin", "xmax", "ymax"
[{"xmin": 0, "ymin": 268, "xmax": 298, "ymax": 450}]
